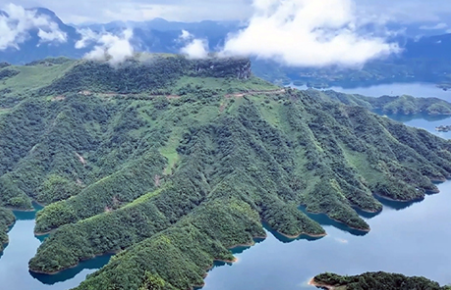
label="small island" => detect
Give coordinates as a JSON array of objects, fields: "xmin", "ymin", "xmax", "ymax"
[
  {"xmin": 436, "ymin": 125, "xmax": 451, "ymax": 132},
  {"xmin": 311, "ymin": 272, "xmax": 451, "ymax": 290}
]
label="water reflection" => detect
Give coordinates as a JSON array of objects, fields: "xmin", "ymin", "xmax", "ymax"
[
  {"xmin": 298, "ymin": 206, "xmax": 369, "ymax": 237},
  {"xmin": 262, "ymin": 222, "xmax": 323, "ymax": 244},
  {"xmin": 373, "ymin": 194, "xmax": 423, "ymax": 211},
  {"xmin": 30, "ymin": 254, "xmax": 113, "ymax": 285}
]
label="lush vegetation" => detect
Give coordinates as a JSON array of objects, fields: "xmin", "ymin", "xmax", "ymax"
[
  {"xmin": 0, "ymin": 207, "xmax": 15, "ymax": 251},
  {"xmin": 38, "ymin": 55, "xmax": 251, "ymax": 95},
  {"xmin": 313, "ymin": 272, "xmax": 451, "ymax": 290},
  {"xmin": 0, "ymin": 56, "xmax": 450, "ymax": 289},
  {"xmin": 0, "ymin": 69, "xmax": 20, "ymax": 81}
]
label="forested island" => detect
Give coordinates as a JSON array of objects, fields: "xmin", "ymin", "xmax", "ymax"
[
  {"xmin": 312, "ymin": 272, "xmax": 451, "ymax": 290},
  {"xmin": 436, "ymin": 125, "xmax": 451, "ymax": 132},
  {"xmin": 1, "ymin": 55, "xmax": 451, "ymax": 289},
  {"xmin": 310, "ymin": 90, "xmax": 451, "ymax": 116}
]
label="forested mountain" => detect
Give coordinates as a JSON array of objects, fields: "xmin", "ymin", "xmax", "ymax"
[
  {"xmin": 312, "ymin": 272, "xmax": 451, "ymax": 290},
  {"xmin": 0, "ymin": 55, "xmax": 451, "ymax": 289}
]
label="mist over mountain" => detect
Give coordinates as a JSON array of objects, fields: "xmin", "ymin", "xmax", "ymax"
[{"xmin": 1, "ymin": 7, "xmax": 450, "ymax": 66}]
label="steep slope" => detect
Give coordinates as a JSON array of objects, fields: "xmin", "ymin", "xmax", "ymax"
[
  {"xmin": 0, "ymin": 57, "xmax": 451, "ymax": 288},
  {"xmin": 0, "ymin": 208, "xmax": 15, "ymax": 251}
]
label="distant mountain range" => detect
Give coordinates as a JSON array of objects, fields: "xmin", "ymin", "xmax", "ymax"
[
  {"xmin": 1, "ymin": 7, "xmax": 451, "ymax": 87},
  {"xmin": 0, "ymin": 7, "xmax": 240, "ymax": 64}
]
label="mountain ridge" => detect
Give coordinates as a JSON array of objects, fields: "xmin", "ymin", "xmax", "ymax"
[{"xmin": 0, "ymin": 57, "xmax": 451, "ymax": 289}]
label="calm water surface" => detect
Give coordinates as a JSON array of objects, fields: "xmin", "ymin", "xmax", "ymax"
[
  {"xmin": 293, "ymin": 82, "xmax": 451, "ymax": 100},
  {"xmin": 0, "ymin": 208, "xmax": 111, "ymax": 290},
  {"xmin": 201, "ymin": 186, "xmax": 451, "ymax": 289},
  {"xmin": 1, "ymin": 83, "xmax": 451, "ymax": 290}
]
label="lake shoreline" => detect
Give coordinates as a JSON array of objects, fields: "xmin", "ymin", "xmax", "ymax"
[
  {"xmin": 29, "ymin": 251, "xmax": 118, "ymax": 275},
  {"xmin": 300, "ymin": 207, "xmax": 371, "ymax": 233}
]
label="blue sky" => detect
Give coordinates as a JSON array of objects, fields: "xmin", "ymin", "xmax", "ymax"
[{"xmin": 3, "ymin": 0, "xmax": 451, "ymax": 25}]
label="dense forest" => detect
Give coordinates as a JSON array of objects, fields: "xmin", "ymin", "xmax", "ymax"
[
  {"xmin": 313, "ymin": 272, "xmax": 451, "ymax": 290},
  {"xmin": 0, "ymin": 207, "xmax": 15, "ymax": 251},
  {"xmin": 0, "ymin": 56, "xmax": 451, "ymax": 289}
]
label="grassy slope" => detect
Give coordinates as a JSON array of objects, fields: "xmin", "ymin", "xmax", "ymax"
[
  {"xmin": 0, "ymin": 58, "xmax": 76, "ymax": 96},
  {"xmin": 0, "ymin": 57, "xmax": 451, "ymax": 289}
]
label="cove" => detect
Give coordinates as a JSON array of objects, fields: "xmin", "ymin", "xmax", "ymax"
[
  {"xmin": 200, "ymin": 183, "xmax": 451, "ymax": 290},
  {"xmin": 0, "ymin": 206, "xmax": 112, "ymax": 290}
]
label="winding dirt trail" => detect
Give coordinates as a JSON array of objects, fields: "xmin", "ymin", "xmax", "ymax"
[{"xmin": 224, "ymin": 89, "xmax": 286, "ymax": 99}]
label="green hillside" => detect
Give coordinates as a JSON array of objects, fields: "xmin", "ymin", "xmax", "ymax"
[{"xmin": 0, "ymin": 56, "xmax": 450, "ymax": 289}]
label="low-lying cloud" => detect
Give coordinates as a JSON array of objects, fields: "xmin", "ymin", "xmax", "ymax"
[
  {"xmin": 0, "ymin": 3, "xmax": 67, "ymax": 50},
  {"xmin": 222, "ymin": 0, "xmax": 400, "ymax": 67},
  {"xmin": 179, "ymin": 30, "xmax": 209, "ymax": 59},
  {"xmin": 75, "ymin": 28, "xmax": 101, "ymax": 49},
  {"xmin": 81, "ymin": 29, "xmax": 135, "ymax": 66}
]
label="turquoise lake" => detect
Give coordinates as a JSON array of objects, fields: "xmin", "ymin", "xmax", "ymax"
[
  {"xmin": 0, "ymin": 208, "xmax": 112, "ymax": 289},
  {"xmin": 1, "ymin": 83, "xmax": 451, "ymax": 289}
]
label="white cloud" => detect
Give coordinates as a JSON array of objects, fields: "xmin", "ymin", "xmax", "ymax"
[
  {"xmin": 178, "ymin": 30, "xmax": 209, "ymax": 59},
  {"xmin": 75, "ymin": 28, "xmax": 101, "ymax": 49},
  {"xmin": 419, "ymin": 22, "xmax": 448, "ymax": 30},
  {"xmin": 84, "ymin": 29, "xmax": 134, "ymax": 65},
  {"xmin": 221, "ymin": 0, "xmax": 400, "ymax": 68},
  {"xmin": 0, "ymin": 3, "xmax": 67, "ymax": 50},
  {"xmin": 179, "ymin": 29, "xmax": 192, "ymax": 41},
  {"xmin": 180, "ymin": 38, "xmax": 209, "ymax": 59}
]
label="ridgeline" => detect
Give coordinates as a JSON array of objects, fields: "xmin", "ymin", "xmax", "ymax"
[{"xmin": 0, "ymin": 55, "xmax": 450, "ymax": 289}]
